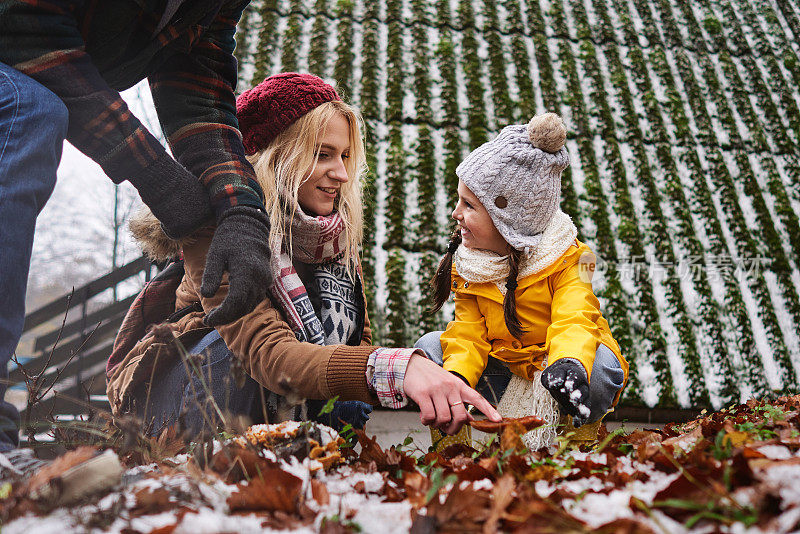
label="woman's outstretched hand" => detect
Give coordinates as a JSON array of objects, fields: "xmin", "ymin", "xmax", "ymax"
[{"xmin": 403, "ymin": 353, "xmax": 502, "ymax": 435}]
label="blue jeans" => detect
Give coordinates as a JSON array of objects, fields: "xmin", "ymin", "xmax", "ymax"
[
  {"xmin": 0, "ymin": 63, "xmax": 68, "ymax": 451},
  {"xmin": 415, "ymin": 331, "xmax": 624, "ymax": 423},
  {"xmin": 132, "ymin": 330, "xmax": 372, "ymax": 437}
]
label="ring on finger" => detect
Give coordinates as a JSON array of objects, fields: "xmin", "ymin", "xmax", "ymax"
[{"xmin": 449, "ymin": 400, "xmax": 463, "ymax": 407}]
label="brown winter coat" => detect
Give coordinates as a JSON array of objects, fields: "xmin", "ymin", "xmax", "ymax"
[{"xmin": 106, "ymin": 220, "xmax": 380, "ymax": 416}]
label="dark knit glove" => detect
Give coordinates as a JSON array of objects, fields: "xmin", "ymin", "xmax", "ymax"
[
  {"xmin": 128, "ymin": 154, "xmax": 213, "ymax": 239},
  {"xmin": 310, "ymin": 400, "xmax": 373, "ymax": 432},
  {"xmin": 541, "ymin": 359, "xmax": 591, "ymax": 427},
  {"xmin": 201, "ymin": 206, "xmax": 273, "ymax": 326}
]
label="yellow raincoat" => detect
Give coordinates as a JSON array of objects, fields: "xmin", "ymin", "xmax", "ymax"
[{"xmin": 441, "ymin": 239, "xmax": 628, "ymax": 402}]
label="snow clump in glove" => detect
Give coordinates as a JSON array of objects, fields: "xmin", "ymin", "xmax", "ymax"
[{"xmin": 541, "ymin": 359, "xmax": 591, "ymax": 427}]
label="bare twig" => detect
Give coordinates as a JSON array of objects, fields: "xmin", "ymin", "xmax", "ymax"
[{"xmin": 35, "ymin": 321, "xmax": 101, "ymax": 403}]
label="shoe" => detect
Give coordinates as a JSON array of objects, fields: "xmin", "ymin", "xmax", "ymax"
[
  {"xmin": 30, "ymin": 448, "xmax": 123, "ymax": 506},
  {"xmin": 0, "ymin": 448, "xmax": 49, "ymax": 482},
  {"xmin": 1, "ymin": 447, "xmax": 123, "ymax": 507}
]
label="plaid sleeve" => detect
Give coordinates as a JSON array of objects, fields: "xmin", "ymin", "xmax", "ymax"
[
  {"xmin": 2, "ymin": 0, "xmax": 172, "ymax": 185},
  {"xmin": 148, "ymin": 0, "xmax": 265, "ymax": 218},
  {"xmin": 366, "ymin": 348, "xmax": 418, "ymax": 409}
]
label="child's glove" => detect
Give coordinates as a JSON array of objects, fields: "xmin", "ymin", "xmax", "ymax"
[{"xmin": 541, "ymin": 359, "xmax": 591, "ymax": 427}]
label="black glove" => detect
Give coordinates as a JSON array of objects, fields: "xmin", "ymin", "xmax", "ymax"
[
  {"xmin": 541, "ymin": 359, "xmax": 591, "ymax": 427},
  {"xmin": 129, "ymin": 154, "xmax": 214, "ymax": 239},
  {"xmin": 201, "ymin": 206, "xmax": 273, "ymax": 326}
]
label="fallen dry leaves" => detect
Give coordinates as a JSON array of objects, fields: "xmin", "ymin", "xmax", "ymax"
[
  {"xmin": 471, "ymin": 416, "xmax": 544, "ymax": 453},
  {"xmin": 3, "ymin": 397, "xmax": 800, "ymax": 533},
  {"xmin": 226, "ymin": 469, "xmax": 303, "ymax": 513}
]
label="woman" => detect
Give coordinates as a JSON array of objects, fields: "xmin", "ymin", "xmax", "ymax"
[{"xmin": 106, "ymin": 73, "xmax": 500, "ymax": 437}]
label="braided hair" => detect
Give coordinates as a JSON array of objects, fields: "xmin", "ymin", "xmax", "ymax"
[
  {"xmin": 429, "ymin": 227, "xmax": 462, "ymax": 314},
  {"xmin": 429, "ymin": 229, "xmax": 526, "ymax": 339},
  {"xmin": 503, "ymin": 248, "xmax": 525, "ymax": 339}
]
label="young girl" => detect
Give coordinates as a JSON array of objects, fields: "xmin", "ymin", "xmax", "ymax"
[
  {"xmin": 419, "ymin": 113, "xmax": 628, "ymax": 449},
  {"xmin": 108, "ymin": 73, "xmax": 499, "ymax": 437}
]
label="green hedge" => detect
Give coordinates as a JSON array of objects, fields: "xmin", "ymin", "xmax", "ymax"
[
  {"xmin": 308, "ymin": 0, "xmax": 330, "ymax": 77},
  {"xmin": 252, "ymin": 0, "xmax": 280, "ymax": 83},
  {"xmin": 412, "ymin": 0, "xmax": 442, "ymax": 336},
  {"xmin": 503, "ymin": 0, "xmax": 536, "ymax": 119},
  {"xmin": 333, "ymin": 0, "xmax": 355, "ymax": 98},
  {"xmin": 235, "ymin": 0, "xmax": 800, "ymax": 405},
  {"xmin": 436, "ymin": 1, "xmax": 463, "ymax": 202},
  {"xmin": 483, "ymin": 0, "xmax": 514, "ymax": 126},
  {"xmin": 279, "ymin": 0, "xmax": 304, "ymax": 72},
  {"xmin": 557, "ymin": 0, "xmax": 682, "ymax": 406},
  {"xmin": 458, "ymin": 0, "xmax": 489, "ymax": 148},
  {"xmin": 359, "ymin": 0, "xmax": 382, "ymax": 343},
  {"xmin": 641, "ymin": 0, "xmax": 798, "ymax": 392}
]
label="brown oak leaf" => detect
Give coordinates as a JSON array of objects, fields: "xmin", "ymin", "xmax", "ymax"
[{"xmin": 227, "ymin": 468, "xmax": 303, "ymax": 513}]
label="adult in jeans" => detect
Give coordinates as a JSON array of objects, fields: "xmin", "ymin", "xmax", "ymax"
[
  {"xmin": 107, "ymin": 74, "xmax": 501, "ymax": 438},
  {"xmin": 0, "ymin": 68, "xmax": 67, "ymax": 451},
  {"xmin": 0, "ymin": 1, "xmax": 276, "ymax": 451}
]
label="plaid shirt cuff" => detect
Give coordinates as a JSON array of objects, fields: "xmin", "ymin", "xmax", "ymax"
[{"xmin": 366, "ymin": 348, "xmax": 418, "ymax": 409}]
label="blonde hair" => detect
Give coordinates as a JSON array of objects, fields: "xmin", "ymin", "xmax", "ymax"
[{"xmin": 246, "ymin": 100, "xmax": 367, "ymax": 275}]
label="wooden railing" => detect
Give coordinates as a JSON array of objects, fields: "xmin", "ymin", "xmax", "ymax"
[{"xmin": 13, "ymin": 256, "xmax": 156, "ymax": 428}]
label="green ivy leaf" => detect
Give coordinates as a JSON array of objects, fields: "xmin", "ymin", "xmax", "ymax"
[{"xmin": 318, "ymin": 395, "xmax": 339, "ymax": 416}]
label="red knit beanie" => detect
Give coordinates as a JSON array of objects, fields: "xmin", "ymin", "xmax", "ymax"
[{"xmin": 237, "ymin": 72, "xmax": 341, "ymax": 155}]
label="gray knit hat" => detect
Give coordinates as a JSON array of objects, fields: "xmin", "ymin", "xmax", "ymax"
[{"xmin": 456, "ymin": 113, "xmax": 570, "ymax": 252}]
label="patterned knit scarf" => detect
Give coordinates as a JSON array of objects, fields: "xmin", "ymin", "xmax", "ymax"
[{"xmin": 268, "ymin": 208, "xmax": 357, "ymax": 345}]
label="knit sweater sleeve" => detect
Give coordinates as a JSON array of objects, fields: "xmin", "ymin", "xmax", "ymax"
[
  {"xmin": 440, "ymin": 291, "xmax": 492, "ymax": 388},
  {"xmin": 148, "ymin": 0, "xmax": 265, "ymax": 218},
  {"xmin": 545, "ymin": 261, "xmax": 603, "ymax": 380}
]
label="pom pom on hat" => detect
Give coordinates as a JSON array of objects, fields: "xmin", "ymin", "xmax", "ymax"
[
  {"xmin": 237, "ymin": 72, "xmax": 341, "ymax": 154},
  {"xmin": 527, "ymin": 112, "xmax": 566, "ymax": 154}
]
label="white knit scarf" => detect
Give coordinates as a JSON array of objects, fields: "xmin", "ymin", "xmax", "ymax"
[
  {"xmin": 497, "ymin": 373, "xmax": 561, "ymax": 451},
  {"xmin": 453, "ymin": 209, "xmax": 578, "ymax": 295}
]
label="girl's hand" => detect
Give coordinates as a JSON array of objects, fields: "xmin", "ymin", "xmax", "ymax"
[
  {"xmin": 403, "ymin": 353, "xmax": 502, "ymax": 435},
  {"xmin": 541, "ymin": 359, "xmax": 591, "ymax": 426}
]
